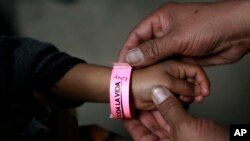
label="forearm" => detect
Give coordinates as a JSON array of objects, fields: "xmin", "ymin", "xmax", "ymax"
[{"xmin": 51, "ymin": 63, "xmax": 111, "ymax": 103}]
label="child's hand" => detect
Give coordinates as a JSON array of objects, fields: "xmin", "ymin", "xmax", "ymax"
[{"xmin": 131, "ymin": 60, "xmax": 210, "ymax": 110}]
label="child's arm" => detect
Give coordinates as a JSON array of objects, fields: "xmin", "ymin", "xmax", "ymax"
[
  {"xmin": 50, "ymin": 63, "xmax": 111, "ymax": 103},
  {"xmin": 48, "ymin": 60, "xmax": 209, "ymax": 110}
]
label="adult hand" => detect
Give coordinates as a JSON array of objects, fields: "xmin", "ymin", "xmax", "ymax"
[
  {"xmin": 119, "ymin": 0, "xmax": 250, "ymax": 67},
  {"xmin": 123, "ymin": 110, "xmax": 170, "ymax": 141},
  {"xmin": 124, "ymin": 86, "xmax": 229, "ymax": 141}
]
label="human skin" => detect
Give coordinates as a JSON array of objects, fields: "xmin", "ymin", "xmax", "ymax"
[
  {"xmin": 39, "ymin": 60, "xmax": 210, "ymax": 110},
  {"xmin": 124, "ymin": 86, "xmax": 229, "ymax": 141},
  {"xmin": 118, "ymin": 1, "xmax": 250, "ymax": 140},
  {"xmin": 119, "ymin": 0, "xmax": 250, "ymax": 67}
]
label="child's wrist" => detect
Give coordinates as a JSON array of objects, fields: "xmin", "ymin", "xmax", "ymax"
[{"xmin": 109, "ymin": 63, "xmax": 133, "ymax": 119}]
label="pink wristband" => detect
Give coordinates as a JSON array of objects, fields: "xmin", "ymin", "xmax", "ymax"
[{"xmin": 110, "ymin": 63, "xmax": 132, "ymax": 119}]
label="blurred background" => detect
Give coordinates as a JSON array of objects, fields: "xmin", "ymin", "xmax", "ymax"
[{"xmin": 4, "ymin": 0, "xmax": 250, "ymax": 139}]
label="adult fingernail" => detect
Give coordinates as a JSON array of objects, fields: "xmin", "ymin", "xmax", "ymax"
[
  {"xmin": 152, "ymin": 86, "xmax": 171, "ymax": 105},
  {"xmin": 125, "ymin": 48, "xmax": 144, "ymax": 65}
]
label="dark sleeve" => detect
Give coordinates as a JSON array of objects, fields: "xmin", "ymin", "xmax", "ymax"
[{"xmin": 1, "ymin": 36, "xmax": 85, "ymax": 108}]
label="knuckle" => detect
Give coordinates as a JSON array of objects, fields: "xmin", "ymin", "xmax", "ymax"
[
  {"xmin": 142, "ymin": 40, "xmax": 160, "ymax": 62},
  {"xmin": 159, "ymin": 97, "xmax": 180, "ymax": 118}
]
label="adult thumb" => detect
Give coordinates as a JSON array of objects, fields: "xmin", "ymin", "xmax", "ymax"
[
  {"xmin": 125, "ymin": 38, "xmax": 176, "ymax": 67},
  {"xmin": 152, "ymin": 86, "xmax": 191, "ymax": 127}
]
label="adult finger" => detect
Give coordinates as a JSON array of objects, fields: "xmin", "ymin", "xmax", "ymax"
[
  {"xmin": 118, "ymin": 15, "xmax": 160, "ymax": 62},
  {"xmin": 139, "ymin": 111, "xmax": 170, "ymax": 139},
  {"xmin": 124, "ymin": 35, "xmax": 181, "ymax": 67},
  {"xmin": 151, "ymin": 86, "xmax": 193, "ymax": 127},
  {"xmin": 123, "ymin": 119, "xmax": 159, "ymax": 141}
]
